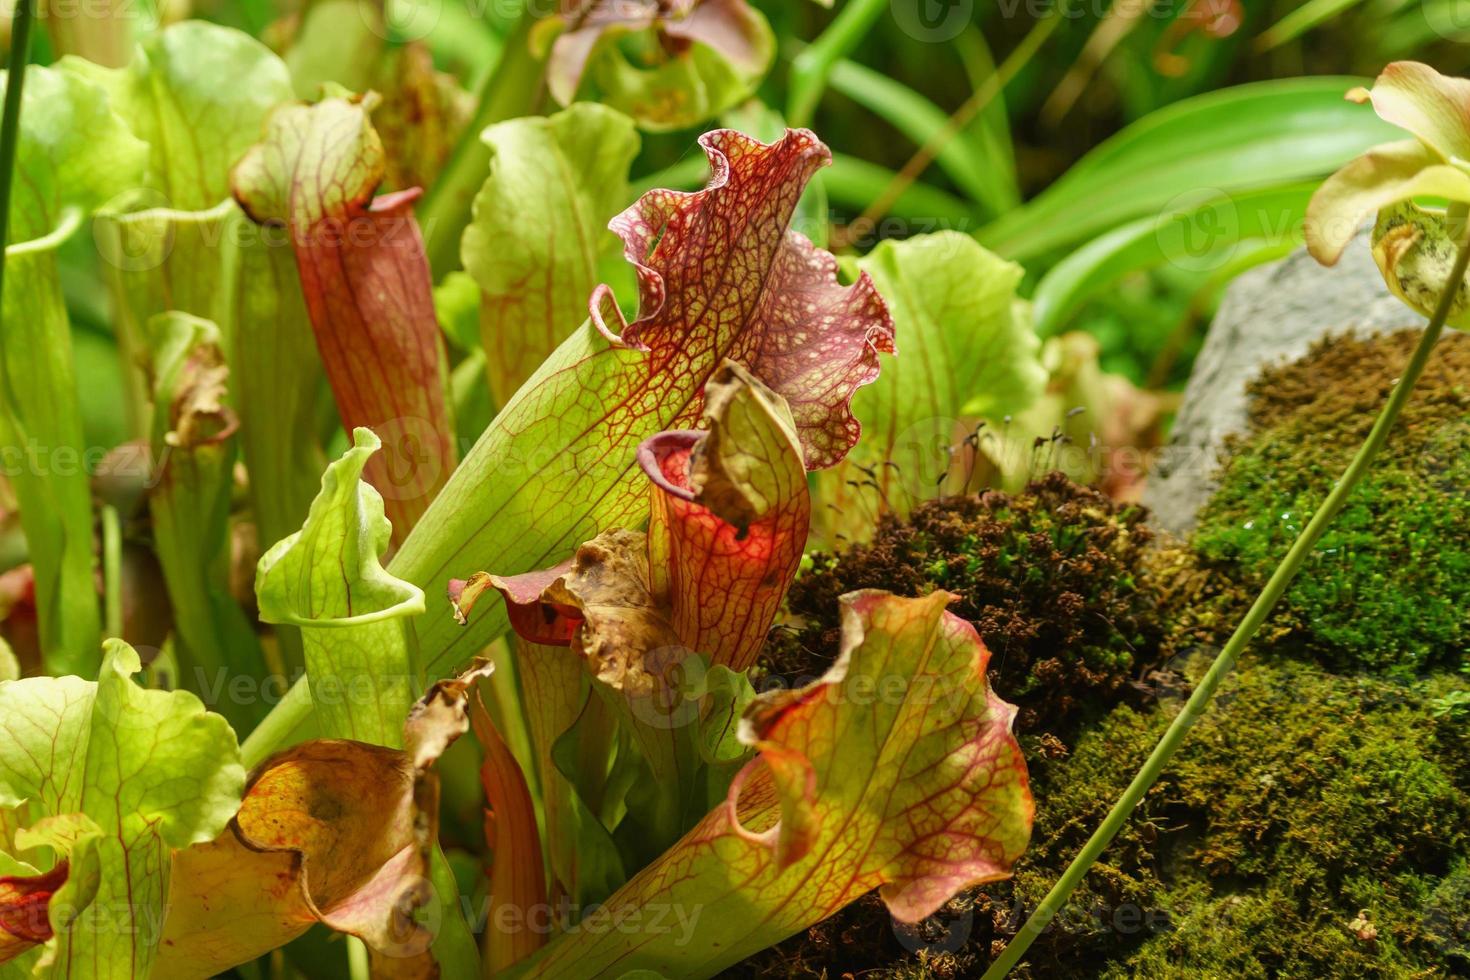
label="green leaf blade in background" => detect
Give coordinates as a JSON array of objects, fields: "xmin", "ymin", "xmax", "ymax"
[
  {"xmin": 1256, "ymin": 0, "xmax": 1373, "ymax": 52},
  {"xmin": 978, "ymin": 77, "xmax": 1402, "ymax": 262},
  {"xmin": 1031, "ymin": 182, "xmax": 1318, "ymax": 335},
  {"xmin": 825, "ymin": 57, "xmax": 1018, "ymax": 217},
  {"xmin": 824, "ymin": 152, "xmax": 976, "ymax": 226},
  {"xmin": 463, "ymin": 102, "xmax": 640, "ymax": 406},
  {"xmin": 952, "ymin": 25, "xmax": 1018, "ymax": 209}
]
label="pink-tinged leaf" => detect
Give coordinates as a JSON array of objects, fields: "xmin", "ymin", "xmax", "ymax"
[
  {"xmin": 539, "ymin": 0, "xmax": 775, "ymax": 131},
  {"xmin": 232, "ymin": 94, "xmax": 456, "ymax": 543},
  {"xmin": 152, "ymin": 661, "xmax": 493, "ymax": 977},
  {"xmin": 592, "ymin": 129, "xmax": 893, "ymax": 470},
  {"xmin": 639, "ymin": 362, "xmax": 809, "ymax": 672},
  {"xmin": 453, "ymin": 366, "xmax": 808, "ymax": 784},
  {"xmin": 395, "ymin": 127, "xmax": 889, "ymax": 674},
  {"xmin": 450, "ymin": 566, "xmax": 579, "ymax": 646},
  {"xmin": 0, "ymin": 862, "xmax": 64, "ymax": 963},
  {"xmin": 473, "ymin": 695, "xmax": 548, "ymax": 972},
  {"xmin": 510, "ymin": 590, "xmax": 1034, "ymax": 978}
]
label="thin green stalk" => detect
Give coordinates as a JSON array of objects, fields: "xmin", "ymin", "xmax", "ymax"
[
  {"xmin": 420, "ymin": 10, "xmax": 547, "ymax": 279},
  {"xmin": 346, "ymin": 938, "xmax": 370, "ymax": 980},
  {"xmin": 981, "ymin": 212, "xmax": 1470, "ymax": 979},
  {"xmin": 786, "ymin": 0, "xmax": 889, "ymax": 128},
  {"xmin": 240, "ymin": 675, "xmax": 315, "ymax": 769},
  {"xmin": 0, "ymin": 0, "xmax": 36, "ymax": 292},
  {"xmin": 101, "ymin": 503, "xmax": 123, "ymax": 639}
]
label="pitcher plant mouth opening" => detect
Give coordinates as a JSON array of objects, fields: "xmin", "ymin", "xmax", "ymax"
[
  {"xmin": 2, "ymin": 7, "xmax": 1467, "ymax": 979},
  {"xmin": 637, "ymin": 430, "xmax": 703, "ymax": 503}
]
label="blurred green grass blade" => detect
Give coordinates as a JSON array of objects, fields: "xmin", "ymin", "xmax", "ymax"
[
  {"xmin": 1256, "ymin": 0, "xmax": 1373, "ymax": 50},
  {"xmin": 825, "ymin": 57, "xmax": 1018, "ymax": 216},
  {"xmin": 785, "ymin": 0, "xmax": 888, "ymax": 127},
  {"xmin": 631, "ymin": 154, "xmax": 712, "ymax": 195},
  {"xmin": 635, "ymin": 151, "xmax": 976, "ymax": 227},
  {"xmin": 1032, "ymin": 183, "xmax": 1316, "ymax": 335},
  {"xmin": 825, "ymin": 153, "xmax": 975, "ymax": 226},
  {"xmin": 979, "ymin": 77, "xmax": 1399, "ymax": 262},
  {"xmin": 1381, "ymin": 0, "xmax": 1470, "ymax": 54},
  {"xmin": 953, "ymin": 26, "xmax": 1019, "ymax": 207}
]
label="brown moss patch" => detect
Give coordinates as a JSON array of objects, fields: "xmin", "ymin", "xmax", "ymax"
[{"xmin": 761, "ymin": 472, "xmax": 1165, "ymax": 737}]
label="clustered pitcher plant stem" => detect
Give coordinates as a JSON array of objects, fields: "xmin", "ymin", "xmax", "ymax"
[
  {"xmin": 5, "ymin": 0, "xmax": 1469, "ymax": 969},
  {"xmin": 983, "ymin": 201, "xmax": 1470, "ymax": 979}
]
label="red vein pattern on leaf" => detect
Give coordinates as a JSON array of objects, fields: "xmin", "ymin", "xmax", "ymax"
[
  {"xmin": 589, "ymin": 128, "xmax": 895, "ymax": 469},
  {"xmin": 729, "ymin": 591, "xmax": 1033, "ymax": 918},
  {"xmin": 233, "ymin": 99, "xmax": 455, "ymax": 544},
  {"xmin": 294, "ymin": 187, "xmax": 454, "ymax": 542},
  {"xmin": 520, "ymin": 591, "xmax": 1033, "ymax": 978},
  {"xmin": 640, "ymin": 429, "xmax": 807, "ymax": 672}
]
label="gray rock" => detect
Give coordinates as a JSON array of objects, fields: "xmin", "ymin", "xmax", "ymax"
[{"xmin": 1143, "ymin": 229, "xmax": 1424, "ymax": 534}]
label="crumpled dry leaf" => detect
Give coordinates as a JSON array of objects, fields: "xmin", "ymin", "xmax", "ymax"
[{"xmin": 152, "ymin": 660, "xmax": 494, "ymax": 978}]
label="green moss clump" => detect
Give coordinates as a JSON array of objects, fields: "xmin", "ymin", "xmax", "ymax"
[
  {"xmin": 740, "ymin": 659, "xmax": 1470, "ymax": 979},
  {"xmin": 1190, "ymin": 330, "xmax": 1470, "ymax": 676},
  {"xmin": 764, "ymin": 472, "xmax": 1162, "ymax": 735},
  {"xmin": 1099, "ymin": 661, "xmax": 1470, "ymax": 979}
]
